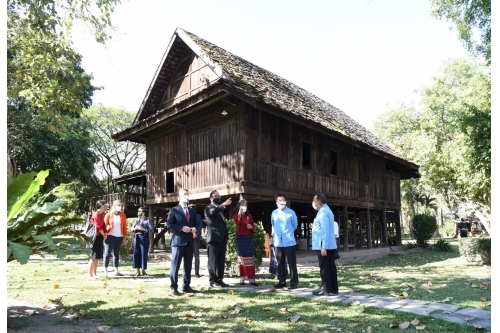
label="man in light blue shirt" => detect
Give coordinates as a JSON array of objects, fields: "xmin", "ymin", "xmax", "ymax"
[
  {"xmin": 271, "ymin": 193, "xmax": 299, "ymax": 289},
  {"xmin": 311, "ymin": 192, "xmax": 338, "ymax": 295}
]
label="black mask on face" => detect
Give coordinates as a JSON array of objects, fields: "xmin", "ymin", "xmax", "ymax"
[{"xmin": 213, "ymin": 197, "xmax": 221, "ymax": 205}]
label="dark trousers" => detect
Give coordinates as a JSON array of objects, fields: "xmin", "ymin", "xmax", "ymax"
[
  {"xmin": 317, "ymin": 250, "xmax": 338, "ymax": 293},
  {"xmin": 170, "ymin": 245, "xmax": 193, "ymax": 289},
  {"xmin": 193, "ymin": 236, "xmax": 200, "ymax": 275},
  {"xmin": 132, "ymin": 233, "xmax": 150, "ymax": 270},
  {"xmin": 207, "ymin": 242, "xmax": 226, "ymax": 283},
  {"xmin": 104, "ymin": 235, "xmax": 123, "ymax": 268},
  {"xmin": 276, "ymin": 246, "xmax": 298, "ymax": 286}
]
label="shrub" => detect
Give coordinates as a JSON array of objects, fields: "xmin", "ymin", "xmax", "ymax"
[
  {"xmin": 459, "ymin": 237, "xmax": 491, "ymax": 265},
  {"xmin": 225, "ymin": 219, "xmax": 266, "ymax": 277},
  {"xmin": 412, "ymin": 214, "xmax": 438, "ymax": 247},
  {"xmin": 119, "ymin": 218, "xmax": 136, "ymax": 257},
  {"xmin": 387, "ymin": 234, "xmax": 397, "ymax": 246},
  {"xmin": 430, "ymin": 238, "xmax": 453, "ymax": 252},
  {"xmin": 404, "ymin": 241, "xmax": 418, "ymax": 249}
]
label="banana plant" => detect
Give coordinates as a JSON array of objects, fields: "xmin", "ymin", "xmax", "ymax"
[{"xmin": 7, "ymin": 170, "xmax": 88, "ymax": 264}]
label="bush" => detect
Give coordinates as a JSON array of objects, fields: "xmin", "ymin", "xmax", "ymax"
[
  {"xmin": 404, "ymin": 241, "xmax": 418, "ymax": 249},
  {"xmin": 430, "ymin": 238, "xmax": 453, "ymax": 252},
  {"xmin": 119, "ymin": 218, "xmax": 136, "ymax": 257},
  {"xmin": 412, "ymin": 214, "xmax": 438, "ymax": 247},
  {"xmin": 387, "ymin": 235, "xmax": 397, "ymax": 246},
  {"xmin": 225, "ymin": 219, "xmax": 266, "ymax": 277},
  {"xmin": 459, "ymin": 237, "xmax": 491, "ymax": 265}
]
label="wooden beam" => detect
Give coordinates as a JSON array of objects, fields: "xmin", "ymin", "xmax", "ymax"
[
  {"xmin": 366, "ymin": 208, "xmax": 372, "ymax": 249},
  {"xmin": 342, "ymin": 206, "xmax": 349, "ymax": 253}
]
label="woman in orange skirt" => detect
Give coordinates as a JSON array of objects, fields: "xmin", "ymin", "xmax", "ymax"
[{"xmin": 233, "ymin": 200, "xmax": 259, "ymax": 286}]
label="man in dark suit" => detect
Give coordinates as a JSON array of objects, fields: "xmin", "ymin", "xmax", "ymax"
[
  {"xmin": 189, "ymin": 203, "xmax": 202, "ymax": 278},
  {"xmin": 204, "ymin": 190, "xmax": 232, "ymax": 288},
  {"xmin": 166, "ymin": 188, "xmax": 202, "ymax": 296}
]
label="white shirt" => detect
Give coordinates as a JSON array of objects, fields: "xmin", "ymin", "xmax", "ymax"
[
  {"xmin": 334, "ymin": 221, "xmax": 339, "ymax": 238},
  {"xmin": 109, "ymin": 213, "xmax": 123, "ymax": 237}
]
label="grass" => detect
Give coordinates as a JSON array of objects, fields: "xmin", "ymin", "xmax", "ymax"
[{"xmin": 7, "ymin": 247, "xmax": 490, "ymax": 333}]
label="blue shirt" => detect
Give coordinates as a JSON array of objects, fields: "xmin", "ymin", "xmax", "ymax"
[
  {"xmin": 133, "ymin": 218, "xmax": 154, "ymax": 234},
  {"xmin": 312, "ymin": 204, "xmax": 337, "ymax": 250},
  {"xmin": 271, "ymin": 207, "xmax": 298, "ymax": 247}
]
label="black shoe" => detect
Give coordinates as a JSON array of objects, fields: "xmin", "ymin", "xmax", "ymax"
[
  {"xmin": 250, "ymin": 282, "xmax": 260, "ymax": 286},
  {"xmin": 218, "ymin": 281, "xmax": 230, "ymax": 287},
  {"xmin": 288, "ymin": 285, "xmax": 298, "ymax": 289},
  {"xmin": 210, "ymin": 282, "xmax": 223, "ymax": 288},
  {"xmin": 273, "ymin": 282, "xmax": 286, "ymax": 288},
  {"xmin": 312, "ymin": 289, "xmax": 330, "ymax": 296},
  {"xmin": 170, "ymin": 288, "xmax": 181, "ymax": 296},
  {"xmin": 240, "ymin": 281, "xmax": 245, "ymax": 285},
  {"xmin": 194, "ymin": 274, "xmax": 201, "ymax": 278},
  {"xmin": 182, "ymin": 286, "xmax": 199, "ymax": 293}
]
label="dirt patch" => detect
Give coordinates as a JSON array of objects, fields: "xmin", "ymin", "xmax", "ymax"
[{"xmin": 7, "ymin": 298, "xmax": 122, "ymax": 333}]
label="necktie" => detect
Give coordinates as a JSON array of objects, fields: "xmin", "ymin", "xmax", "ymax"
[{"xmin": 184, "ymin": 206, "xmax": 189, "ymax": 221}]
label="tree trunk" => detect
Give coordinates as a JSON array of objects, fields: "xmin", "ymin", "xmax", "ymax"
[{"xmin": 7, "ymin": 153, "xmax": 16, "ymax": 182}]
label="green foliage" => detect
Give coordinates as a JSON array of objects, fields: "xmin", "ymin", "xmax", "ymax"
[
  {"xmin": 412, "ymin": 214, "xmax": 438, "ymax": 247},
  {"xmin": 225, "ymin": 219, "xmax": 266, "ymax": 277},
  {"xmin": 119, "ymin": 219, "xmax": 136, "ymax": 257},
  {"xmin": 431, "ymin": 238, "xmax": 454, "ymax": 252},
  {"xmin": 431, "ymin": 0, "xmax": 491, "ymax": 62},
  {"xmin": 404, "ymin": 241, "xmax": 418, "ymax": 250},
  {"xmin": 459, "ymin": 237, "xmax": 491, "ymax": 265},
  {"xmin": 7, "ymin": 170, "xmax": 87, "ymax": 264},
  {"xmin": 387, "ymin": 235, "xmax": 397, "ymax": 246},
  {"xmin": 84, "ymin": 105, "xmax": 145, "ymax": 194}
]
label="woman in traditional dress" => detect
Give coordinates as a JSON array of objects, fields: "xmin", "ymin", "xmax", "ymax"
[{"xmin": 233, "ymin": 200, "xmax": 259, "ymax": 286}]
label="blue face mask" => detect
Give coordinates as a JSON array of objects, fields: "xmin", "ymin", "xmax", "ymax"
[
  {"xmin": 213, "ymin": 197, "xmax": 221, "ymax": 205},
  {"xmin": 137, "ymin": 212, "xmax": 143, "ymax": 217}
]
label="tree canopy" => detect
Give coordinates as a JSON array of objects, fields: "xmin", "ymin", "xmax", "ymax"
[{"xmin": 431, "ymin": 0, "xmax": 491, "ymax": 62}]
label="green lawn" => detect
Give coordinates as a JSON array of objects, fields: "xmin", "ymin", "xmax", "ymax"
[{"xmin": 7, "ymin": 246, "xmax": 490, "ymax": 333}]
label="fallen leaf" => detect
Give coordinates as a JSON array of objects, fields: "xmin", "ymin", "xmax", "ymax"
[
  {"xmin": 279, "ymin": 307, "xmax": 289, "ymax": 312},
  {"xmin": 426, "ymin": 290, "xmax": 436, "ymax": 294},
  {"xmin": 480, "ymin": 297, "xmax": 487, "ymax": 302},
  {"xmin": 130, "ymin": 313, "xmax": 136, "ymax": 317},
  {"xmin": 390, "ymin": 323, "xmax": 399, "ymax": 328},
  {"xmin": 311, "ymin": 327, "xmax": 318, "ymax": 332},
  {"xmin": 399, "ymin": 321, "xmax": 410, "ymax": 329},
  {"xmin": 53, "ymin": 284, "xmax": 60, "ymax": 289},
  {"xmin": 137, "ymin": 299, "xmax": 142, "ymax": 303},
  {"xmin": 269, "ymin": 287, "xmax": 277, "ymax": 292},
  {"xmin": 471, "ymin": 284, "xmax": 479, "ymax": 288},
  {"xmin": 168, "ymin": 304, "xmax": 174, "ymax": 309},
  {"xmin": 179, "ymin": 317, "xmax": 188, "ymax": 321},
  {"xmin": 98, "ymin": 325, "xmax": 111, "ymax": 332},
  {"xmin": 243, "ymin": 317, "xmax": 249, "ymax": 323},
  {"xmin": 288, "ymin": 314, "xmax": 300, "ymax": 323},
  {"xmin": 263, "ymin": 307, "xmax": 271, "ymax": 311},
  {"xmin": 415, "ymin": 325, "xmax": 426, "ymax": 330},
  {"xmin": 67, "ymin": 314, "xmax": 78, "ymax": 321},
  {"xmin": 184, "ymin": 311, "xmax": 196, "ymax": 317},
  {"xmin": 185, "ymin": 293, "xmax": 194, "ymax": 297},
  {"xmin": 359, "ymin": 317, "xmax": 368, "ymax": 322},
  {"xmin": 411, "ymin": 319, "xmax": 420, "ymax": 325},
  {"xmin": 43, "ymin": 304, "xmax": 49, "ymax": 309},
  {"xmin": 248, "ymin": 299, "xmax": 255, "ymax": 303},
  {"xmin": 473, "ymin": 324, "xmax": 483, "ymax": 329},
  {"xmin": 347, "ymin": 323, "xmax": 359, "ymax": 327},
  {"xmin": 171, "ymin": 313, "xmax": 178, "ymax": 318},
  {"xmin": 228, "ymin": 290, "xmax": 235, "ymax": 295}
]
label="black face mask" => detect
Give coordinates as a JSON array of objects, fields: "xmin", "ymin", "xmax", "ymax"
[{"xmin": 213, "ymin": 197, "xmax": 221, "ymax": 205}]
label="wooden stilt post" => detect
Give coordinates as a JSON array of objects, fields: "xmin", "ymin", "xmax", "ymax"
[{"xmin": 366, "ymin": 208, "xmax": 372, "ymax": 249}]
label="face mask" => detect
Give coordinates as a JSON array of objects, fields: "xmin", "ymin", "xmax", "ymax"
[
  {"xmin": 213, "ymin": 197, "xmax": 221, "ymax": 205},
  {"xmin": 137, "ymin": 212, "xmax": 143, "ymax": 217},
  {"xmin": 241, "ymin": 206, "xmax": 247, "ymax": 213},
  {"xmin": 116, "ymin": 206, "xmax": 122, "ymax": 212},
  {"xmin": 181, "ymin": 195, "xmax": 189, "ymax": 203},
  {"xmin": 312, "ymin": 201, "xmax": 318, "ymax": 210},
  {"xmin": 278, "ymin": 202, "xmax": 286, "ymax": 209}
]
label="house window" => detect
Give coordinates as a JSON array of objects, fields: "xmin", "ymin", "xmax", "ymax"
[
  {"xmin": 330, "ymin": 151, "xmax": 338, "ymax": 175},
  {"xmin": 166, "ymin": 171, "xmax": 175, "ymax": 194},
  {"xmin": 302, "ymin": 142, "xmax": 312, "ymax": 169}
]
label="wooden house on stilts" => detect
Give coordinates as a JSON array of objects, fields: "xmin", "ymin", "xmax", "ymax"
[{"xmin": 111, "ymin": 28, "xmax": 420, "ymax": 254}]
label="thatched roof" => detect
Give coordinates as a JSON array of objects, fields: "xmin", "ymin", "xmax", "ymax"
[{"xmin": 118, "ymin": 28, "xmax": 418, "ymax": 171}]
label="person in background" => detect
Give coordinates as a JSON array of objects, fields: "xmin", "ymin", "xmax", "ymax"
[
  {"xmin": 311, "ymin": 193, "xmax": 338, "ymax": 296},
  {"xmin": 458, "ymin": 218, "xmax": 468, "ymax": 238},
  {"xmin": 103, "ymin": 200, "xmax": 128, "ymax": 277},
  {"xmin": 132, "ymin": 207, "xmax": 154, "ymax": 277},
  {"xmin": 271, "ymin": 193, "xmax": 298, "ymax": 289},
  {"xmin": 204, "ymin": 190, "xmax": 232, "ymax": 288},
  {"xmin": 233, "ymin": 199, "xmax": 259, "ymax": 286},
  {"xmin": 166, "ymin": 189, "xmax": 201, "ymax": 296},
  {"xmin": 87, "ymin": 200, "xmax": 107, "ymax": 280},
  {"xmin": 189, "ymin": 203, "xmax": 202, "ymax": 278}
]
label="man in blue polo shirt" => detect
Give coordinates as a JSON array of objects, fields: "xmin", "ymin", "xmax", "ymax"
[
  {"xmin": 311, "ymin": 192, "xmax": 338, "ymax": 295},
  {"xmin": 271, "ymin": 193, "xmax": 298, "ymax": 289}
]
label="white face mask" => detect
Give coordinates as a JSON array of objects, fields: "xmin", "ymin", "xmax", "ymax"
[
  {"xmin": 181, "ymin": 194, "xmax": 189, "ymax": 203},
  {"xmin": 312, "ymin": 201, "xmax": 318, "ymax": 210},
  {"xmin": 116, "ymin": 205, "xmax": 122, "ymax": 212},
  {"xmin": 241, "ymin": 206, "xmax": 247, "ymax": 213},
  {"xmin": 277, "ymin": 201, "xmax": 286, "ymax": 210}
]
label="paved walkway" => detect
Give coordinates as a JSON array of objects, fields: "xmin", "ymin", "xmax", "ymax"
[{"xmin": 64, "ymin": 247, "xmax": 492, "ymax": 331}]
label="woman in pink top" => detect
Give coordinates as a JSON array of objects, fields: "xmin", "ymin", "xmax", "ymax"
[
  {"xmin": 233, "ymin": 199, "xmax": 259, "ymax": 286},
  {"xmin": 87, "ymin": 200, "xmax": 107, "ymax": 280}
]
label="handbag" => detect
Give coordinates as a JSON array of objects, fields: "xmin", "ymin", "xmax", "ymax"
[{"xmin": 84, "ymin": 219, "xmax": 97, "ymax": 242}]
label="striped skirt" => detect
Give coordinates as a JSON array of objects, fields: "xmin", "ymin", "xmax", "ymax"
[{"xmin": 235, "ymin": 234, "xmax": 255, "ymax": 282}]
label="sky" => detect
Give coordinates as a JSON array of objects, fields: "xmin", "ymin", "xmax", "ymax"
[{"xmin": 70, "ymin": 0, "xmax": 473, "ymax": 130}]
